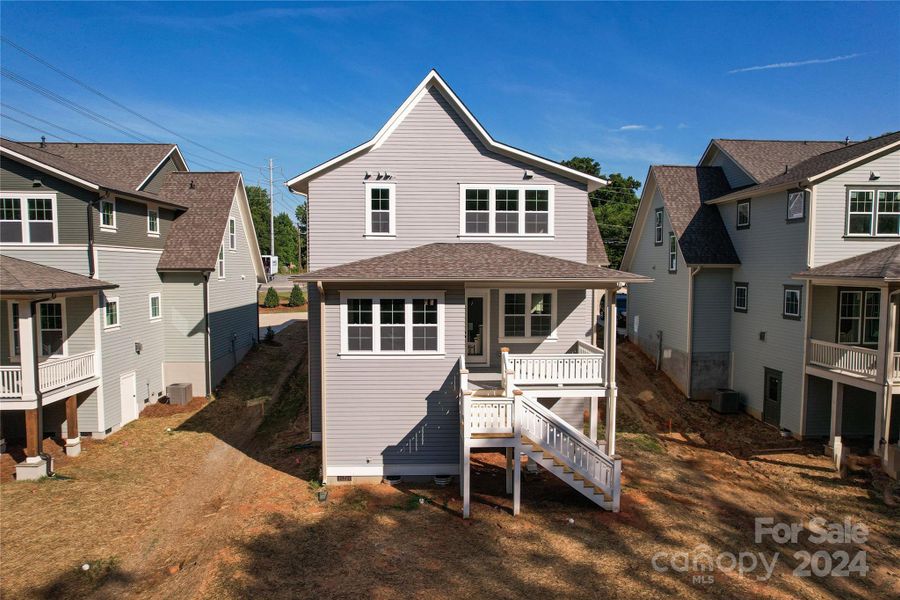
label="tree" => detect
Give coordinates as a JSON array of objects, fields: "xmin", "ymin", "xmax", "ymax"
[
  {"xmin": 560, "ymin": 157, "xmax": 641, "ymax": 269},
  {"xmin": 263, "ymin": 287, "xmax": 280, "ymax": 308},
  {"xmin": 295, "ymin": 202, "xmax": 308, "ymax": 271},
  {"xmin": 288, "ymin": 284, "xmax": 305, "ymax": 307},
  {"xmin": 273, "ymin": 212, "xmax": 298, "ymax": 272},
  {"xmin": 246, "ymin": 185, "xmax": 271, "ymax": 256}
]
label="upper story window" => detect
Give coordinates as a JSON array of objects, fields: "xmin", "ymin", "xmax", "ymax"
[
  {"xmin": 104, "ymin": 296, "xmax": 120, "ymax": 329},
  {"xmin": 734, "ymin": 283, "xmax": 748, "ymax": 313},
  {"xmin": 736, "ymin": 200, "xmax": 750, "ymax": 230},
  {"xmin": 500, "ymin": 289, "xmax": 557, "ymax": 341},
  {"xmin": 783, "ymin": 285, "xmax": 802, "ymax": 320},
  {"xmin": 847, "ymin": 189, "xmax": 900, "ymax": 237},
  {"xmin": 786, "ymin": 191, "xmax": 806, "ymax": 222},
  {"xmin": 147, "ymin": 205, "xmax": 160, "ymax": 236},
  {"xmin": 217, "ymin": 244, "xmax": 225, "ymax": 279},
  {"xmin": 365, "ymin": 182, "xmax": 395, "ymax": 237},
  {"xmin": 0, "ymin": 193, "xmax": 57, "ymax": 244},
  {"xmin": 654, "ymin": 208, "xmax": 663, "ymax": 245},
  {"xmin": 460, "ymin": 185, "xmax": 554, "ymax": 237},
  {"xmin": 668, "ymin": 232, "xmax": 677, "ymax": 273},
  {"xmin": 340, "ymin": 292, "xmax": 444, "ymax": 356},
  {"xmin": 149, "ymin": 293, "xmax": 161, "ymax": 321},
  {"xmin": 228, "ymin": 217, "xmax": 236, "ymax": 250},
  {"xmin": 100, "ymin": 198, "xmax": 116, "ymax": 230}
]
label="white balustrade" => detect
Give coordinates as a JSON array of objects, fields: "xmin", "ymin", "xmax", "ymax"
[
  {"xmin": 38, "ymin": 351, "xmax": 96, "ymax": 392},
  {"xmin": 0, "ymin": 366, "xmax": 22, "ymax": 398},
  {"xmin": 465, "ymin": 398, "xmax": 515, "ymax": 436},
  {"xmin": 808, "ymin": 339, "xmax": 878, "ymax": 379},
  {"xmin": 506, "ymin": 352, "xmax": 605, "ymax": 386}
]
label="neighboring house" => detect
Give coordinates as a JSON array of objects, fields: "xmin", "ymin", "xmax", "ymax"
[
  {"xmin": 622, "ymin": 133, "xmax": 900, "ymax": 477},
  {"xmin": 288, "ymin": 70, "xmax": 649, "ymax": 516},
  {"xmin": 0, "ymin": 139, "xmax": 265, "ymax": 480}
]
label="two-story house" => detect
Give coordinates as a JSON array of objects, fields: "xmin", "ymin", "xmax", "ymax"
[
  {"xmin": 288, "ymin": 71, "xmax": 649, "ymax": 517},
  {"xmin": 0, "ymin": 139, "xmax": 266, "ymax": 480},
  {"xmin": 622, "ymin": 132, "xmax": 900, "ymax": 477}
]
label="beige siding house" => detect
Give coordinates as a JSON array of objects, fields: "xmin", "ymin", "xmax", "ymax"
[{"xmin": 289, "ymin": 71, "xmax": 649, "ymax": 517}]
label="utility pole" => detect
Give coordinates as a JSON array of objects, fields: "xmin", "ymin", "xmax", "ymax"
[{"xmin": 268, "ymin": 158, "xmax": 275, "ymax": 261}]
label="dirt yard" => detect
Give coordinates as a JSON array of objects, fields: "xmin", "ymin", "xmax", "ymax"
[{"xmin": 1, "ymin": 331, "xmax": 897, "ymax": 599}]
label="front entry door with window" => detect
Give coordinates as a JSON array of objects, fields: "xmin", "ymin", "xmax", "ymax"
[
  {"xmin": 763, "ymin": 368, "xmax": 782, "ymax": 427},
  {"xmin": 465, "ymin": 291, "xmax": 489, "ymax": 365},
  {"xmin": 120, "ymin": 372, "xmax": 138, "ymax": 424}
]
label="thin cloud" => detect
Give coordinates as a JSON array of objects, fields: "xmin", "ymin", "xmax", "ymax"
[
  {"xmin": 728, "ymin": 53, "xmax": 866, "ymax": 74},
  {"xmin": 615, "ymin": 124, "xmax": 662, "ymax": 132}
]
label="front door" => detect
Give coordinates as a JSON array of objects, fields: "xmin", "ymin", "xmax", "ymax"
[
  {"xmin": 763, "ymin": 368, "xmax": 782, "ymax": 427},
  {"xmin": 465, "ymin": 290, "xmax": 489, "ymax": 365},
  {"xmin": 120, "ymin": 372, "xmax": 138, "ymax": 424}
]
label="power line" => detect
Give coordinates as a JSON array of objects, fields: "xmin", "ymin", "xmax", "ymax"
[
  {"xmin": 0, "ymin": 113, "xmax": 71, "ymax": 141},
  {"xmin": 2, "ymin": 36, "xmax": 259, "ymax": 170},
  {"xmin": 1, "ymin": 103, "xmax": 100, "ymax": 142}
]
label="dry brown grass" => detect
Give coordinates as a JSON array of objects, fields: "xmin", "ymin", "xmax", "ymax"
[{"xmin": 2, "ymin": 334, "xmax": 898, "ymax": 600}]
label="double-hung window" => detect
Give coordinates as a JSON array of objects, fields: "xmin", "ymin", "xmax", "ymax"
[
  {"xmin": 668, "ymin": 233, "xmax": 678, "ymax": 273},
  {"xmin": 653, "ymin": 208, "xmax": 663, "ymax": 245},
  {"xmin": 736, "ymin": 200, "xmax": 751, "ymax": 229},
  {"xmin": 734, "ymin": 283, "xmax": 748, "ymax": 313},
  {"xmin": 365, "ymin": 182, "xmax": 395, "ymax": 236},
  {"xmin": 846, "ymin": 189, "xmax": 900, "ymax": 237},
  {"xmin": 104, "ymin": 297, "xmax": 120, "ymax": 329},
  {"xmin": 100, "ymin": 198, "xmax": 117, "ymax": 230},
  {"xmin": 838, "ymin": 290, "xmax": 880, "ymax": 345},
  {"xmin": 148, "ymin": 205, "xmax": 160, "ymax": 235},
  {"xmin": 0, "ymin": 194, "xmax": 57, "ymax": 244},
  {"xmin": 228, "ymin": 217, "xmax": 236, "ymax": 250},
  {"xmin": 461, "ymin": 186, "xmax": 553, "ymax": 236},
  {"xmin": 149, "ymin": 293, "xmax": 162, "ymax": 321},
  {"xmin": 341, "ymin": 293, "xmax": 444, "ymax": 355},
  {"xmin": 783, "ymin": 285, "xmax": 802, "ymax": 320},
  {"xmin": 39, "ymin": 302, "xmax": 64, "ymax": 356},
  {"xmin": 877, "ymin": 191, "xmax": 900, "ymax": 235},
  {"xmin": 500, "ymin": 290, "xmax": 557, "ymax": 341}
]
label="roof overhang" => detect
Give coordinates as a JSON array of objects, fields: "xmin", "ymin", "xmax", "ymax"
[
  {"xmin": 791, "ymin": 275, "xmax": 897, "ymax": 287},
  {"xmin": 292, "ymin": 276, "xmax": 652, "ymax": 287},
  {"xmin": 0, "ymin": 283, "xmax": 118, "ymax": 297},
  {"xmin": 286, "ymin": 70, "xmax": 607, "ymax": 195}
]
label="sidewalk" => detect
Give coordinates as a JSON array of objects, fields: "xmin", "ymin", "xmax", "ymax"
[{"xmin": 259, "ymin": 310, "xmax": 307, "ymax": 338}]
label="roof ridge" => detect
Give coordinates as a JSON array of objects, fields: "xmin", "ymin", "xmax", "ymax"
[
  {"xmin": 16, "ymin": 141, "xmax": 176, "ymax": 147},
  {"xmin": 714, "ymin": 138, "xmax": 845, "ymax": 144}
]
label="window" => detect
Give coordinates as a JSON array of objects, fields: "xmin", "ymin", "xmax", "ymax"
[
  {"xmin": 863, "ymin": 291, "xmax": 881, "ymax": 345},
  {"xmin": 340, "ymin": 293, "xmax": 444, "ymax": 355},
  {"xmin": 460, "ymin": 186, "xmax": 553, "ymax": 236},
  {"xmin": 877, "ymin": 191, "xmax": 900, "ymax": 235},
  {"xmin": 654, "ymin": 208, "xmax": 663, "ymax": 245},
  {"xmin": 787, "ymin": 191, "xmax": 805, "ymax": 222},
  {"xmin": 783, "ymin": 286, "xmax": 802, "ymax": 320},
  {"xmin": 0, "ymin": 194, "xmax": 57, "ymax": 244},
  {"xmin": 501, "ymin": 290, "xmax": 557, "ymax": 340},
  {"xmin": 736, "ymin": 200, "xmax": 750, "ymax": 230},
  {"xmin": 9, "ymin": 302, "xmax": 20, "ymax": 357},
  {"xmin": 104, "ymin": 297, "xmax": 120, "ymax": 329},
  {"xmin": 228, "ymin": 217, "xmax": 236, "ymax": 250},
  {"xmin": 147, "ymin": 206, "xmax": 160, "ymax": 235},
  {"xmin": 39, "ymin": 302, "xmax": 64, "ymax": 356},
  {"xmin": 668, "ymin": 233, "xmax": 677, "ymax": 273},
  {"xmin": 100, "ymin": 199, "xmax": 116, "ymax": 229},
  {"xmin": 217, "ymin": 244, "xmax": 225, "ymax": 279},
  {"xmin": 149, "ymin": 293, "xmax": 161, "ymax": 321},
  {"xmin": 365, "ymin": 182, "xmax": 395, "ymax": 236},
  {"xmin": 464, "ymin": 188, "xmax": 490, "ymax": 233},
  {"xmin": 734, "ymin": 283, "xmax": 748, "ymax": 313}
]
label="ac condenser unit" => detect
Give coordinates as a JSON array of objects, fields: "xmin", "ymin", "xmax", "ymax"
[
  {"xmin": 166, "ymin": 383, "xmax": 192, "ymax": 406},
  {"xmin": 711, "ymin": 389, "xmax": 740, "ymax": 414}
]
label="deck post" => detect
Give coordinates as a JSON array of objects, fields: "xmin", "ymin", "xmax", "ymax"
[
  {"xmin": 24, "ymin": 408, "xmax": 39, "ymax": 459},
  {"xmin": 462, "ymin": 439, "xmax": 471, "ymax": 518},
  {"xmin": 512, "ymin": 442, "xmax": 521, "ymax": 516},
  {"xmin": 611, "ymin": 455, "xmax": 622, "ymax": 512},
  {"xmin": 505, "ymin": 447, "xmax": 513, "ymax": 494},
  {"xmin": 64, "ymin": 395, "xmax": 81, "ymax": 457},
  {"xmin": 830, "ymin": 380, "xmax": 844, "ymax": 469},
  {"xmin": 589, "ymin": 396, "xmax": 599, "ymax": 443}
]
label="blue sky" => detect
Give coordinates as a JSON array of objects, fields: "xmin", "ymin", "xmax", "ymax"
[{"xmin": 1, "ymin": 1, "xmax": 898, "ymax": 213}]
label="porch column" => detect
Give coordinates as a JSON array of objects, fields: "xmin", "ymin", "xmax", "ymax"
[
  {"xmin": 505, "ymin": 447, "xmax": 513, "ymax": 494},
  {"xmin": 18, "ymin": 303, "xmax": 37, "ymax": 402},
  {"xmin": 16, "ymin": 304, "xmax": 49, "ymax": 480},
  {"xmin": 24, "ymin": 408, "xmax": 39, "ymax": 459},
  {"xmin": 873, "ymin": 290, "xmax": 891, "ymax": 455},
  {"xmin": 64, "ymin": 395, "xmax": 81, "ymax": 457},
  {"xmin": 604, "ymin": 286, "xmax": 618, "ymax": 456},
  {"xmin": 880, "ymin": 292, "xmax": 899, "ymax": 460},
  {"xmin": 830, "ymin": 380, "xmax": 844, "ymax": 470},
  {"xmin": 512, "ymin": 441, "xmax": 522, "ymax": 516}
]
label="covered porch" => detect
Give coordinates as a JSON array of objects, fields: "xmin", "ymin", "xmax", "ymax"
[{"xmin": 0, "ymin": 255, "xmax": 116, "ymax": 480}]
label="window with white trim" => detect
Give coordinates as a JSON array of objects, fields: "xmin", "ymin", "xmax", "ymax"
[
  {"xmin": 39, "ymin": 302, "xmax": 64, "ymax": 356},
  {"xmin": 149, "ymin": 293, "xmax": 161, "ymax": 321},
  {"xmin": 100, "ymin": 199, "xmax": 116, "ymax": 229},
  {"xmin": 9, "ymin": 302, "xmax": 20, "ymax": 358},
  {"xmin": 0, "ymin": 193, "xmax": 57, "ymax": 244},
  {"xmin": 653, "ymin": 208, "xmax": 663, "ymax": 245},
  {"xmin": 734, "ymin": 283, "xmax": 748, "ymax": 313},
  {"xmin": 787, "ymin": 191, "xmax": 805, "ymax": 222},
  {"xmin": 500, "ymin": 290, "xmax": 557, "ymax": 340},
  {"xmin": 736, "ymin": 200, "xmax": 750, "ymax": 229},
  {"xmin": 460, "ymin": 185, "xmax": 553, "ymax": 236},
  {"xmin": 837, "ymin": 290, "xmax": 883, "ymax": 345},
  {"xmin": 668, "ymin": 232, "xmax": 677, "ymax": 273},
  {"xmin": 104, "ymin": 297, "xmax": 120, "ymax": 329},
  {"xmin": 340, "ymin": 292, "xmax": 444, "ymax": 355},
  {"xmin": 783, "ymin": 286, "xmax": 801, "ymax": 320},
  {"xmin": 148, "ymin": 206, "xmax": 159, "ymax": 235},
  {"xmin": 217, "ymin": 244, "xmax": 225, "ymax": 279},
  {"xmin": 228, "ymin": 217, "xmax": 236, "ymax": 250},
  {"xmin": 863, "ymin": 291, "xmax": 880, "ymax": 345},
  {"xmin": 877, "ymin": 191, "xmax": 900, "ymax": 235},
  {"xmin": 365, "ymin": 182, "xmax": 395, "ymax": 236}
]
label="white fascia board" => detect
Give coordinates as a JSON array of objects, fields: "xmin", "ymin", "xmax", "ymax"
[
  {"xmin": 137, "ymin": 145, "xmax": 182, "ymax": 191},
  {"xmin": 620, "ymin": 167, "xmax": 656, "ymax": 270}
]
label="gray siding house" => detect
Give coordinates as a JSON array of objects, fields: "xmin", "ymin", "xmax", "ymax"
[
  {"xmin": 288, "ymin": 71, "xmax": 649, "ymax": 516},
  {"xmin": 623, "ymin": 132, "xmax": 900, "ymax": 477},
  {"xmin": 0, "ymin": 139, "xmax": 265, "ymax": 480}
]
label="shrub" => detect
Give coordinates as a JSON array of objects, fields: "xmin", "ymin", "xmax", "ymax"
[
  {"xmin": 288, "ymin": 284, "xmax": 305, "ymax": 307},
  {"xmin": 263, "ymin": 287, "xmax": 280, "ymax": 308}
]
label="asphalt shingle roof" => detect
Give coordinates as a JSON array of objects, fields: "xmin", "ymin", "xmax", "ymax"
[
  {"xmin": 0, "ymin": 255, "xmax": 117, "ymax": 294},
  {"xmin": 651, "ymin": 166, "xmax": 741, "ymax": 265},
  {"xmin": 795, "ymin": 245, "xmax": 900, "ymax": 281},
  {"xmin": 713, "ymin": 139, "xmax": 845, "ymax": 182},
  {"xmin": 157, "ymin": 172, "xmax": 242, "ymax": 271},
  {"xmin": 294, "ymin": 243, "xmax": 649, "ymax": 283},
  {"xmin": 586, "ymin": 203, "xmax": 609, "ymax": 266}
]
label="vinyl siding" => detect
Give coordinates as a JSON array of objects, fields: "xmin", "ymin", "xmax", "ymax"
[
  {"xmin": 307, "ymin": 86, "xmax": 589, "ymax": 270},
  {"xmin": 692, "ymin": 269, "xmax": 732, "ymax": 353},
  {"xmin": 322, "ymin": 283, "xmax": 464, "ymax": 472},
  {"xmin": 720, "ymin": 190, "xmax": 808, "ymax": 432},
  {"xmin": 0, "ymin": 246, "xmax": 90, "ymax": 276},
  {"xmin": 93, "ymin": 196, "xmax": 173, "ymax": 250},
  {"xmin": 811, "ymin": 148, "xmax": 900, "ymax": 267},
  {"xmin": 625, "ymin": 187, "xmax": 692, "ymax": 394},
  {"xmin": 161, "ymin": 272, "xmax": 205, "ymax": 361},
  {"xmin": 705, "ymin": 147, "xmax": 756, "ymax": 188},
  {"xmin": 96, "ymin": 249, "xmax": 167, "ymax": 427},
  {"xmin": 207, "ymin": 193, "xmax": 260, "ymax": 388},
  {"xmin": 140, "ymin": 155, "xmax": 179, "ymax": 194}
]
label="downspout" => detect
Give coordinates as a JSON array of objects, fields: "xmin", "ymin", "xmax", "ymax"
[
  {"xmin": 686, "ymin": 266, "xmax": 701, "ymax": 399},
  {"xmin": 30, "ymin": 295, "xmax": 54, "ymax": 476},
  {"xmin": 202, "ymin": 272, "xmax": 212, "ymax": 398},
  {"xmin": 86, "ymin": 194, "xmax": 103, "ymax": 278},
  {"xmin": 318, "ymin": 281, "xmax": 328, "ymax": 481},
  {"xmin": 255, "ymin": 283, "xmax": 261, "ymax": 344}
]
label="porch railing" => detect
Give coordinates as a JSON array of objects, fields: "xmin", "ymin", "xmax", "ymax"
[
  {"xmin": 502, "ymin": 343, "xmax": 605, "ymax": 387},
  {"xmin": 893, "ymin": 353, "xmax": 900, "ymax": 383},
  {"xmin": 808, "ymin": 339, "xmax": 878, "ymax": 379},
  {"xmin": 0, "ymin": 351, "xmax": 97, "ymax": 398},
  {"xmin": 465, "ymin": 398, "xmax": 515, "ymax": 436}
]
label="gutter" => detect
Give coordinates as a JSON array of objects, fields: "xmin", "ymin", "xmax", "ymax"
[{"xmin": 87, "ymin": 195, "xmax": 100, "ymax": 278}]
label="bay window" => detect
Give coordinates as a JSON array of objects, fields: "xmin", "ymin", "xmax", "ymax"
[
  {"xmin": 461, "ymin": 185, "xmax": 553, "ymax": 236},
  {"xmin": 341, "ymin": 293, "xmax": 444, "ymax": 355}
]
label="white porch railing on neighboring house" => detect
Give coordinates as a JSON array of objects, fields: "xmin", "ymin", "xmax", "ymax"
[
  {"xmin": 502, "ymin": 343, "xmax": 605, "ymax": 388},
  {"xmin": 808, "ymin": 339, "xmax": 878, "ymax": 379},
  {"xmin": 0, "ymin": 367, "xmax": 22, "ymax": 398},
  {"xmin": 0, "ymin": 351, "xmax": 97, "ymax": 399},
  {"xmin": 893, "ymin": 353, "xmax": 900, "ymax": 383}
]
